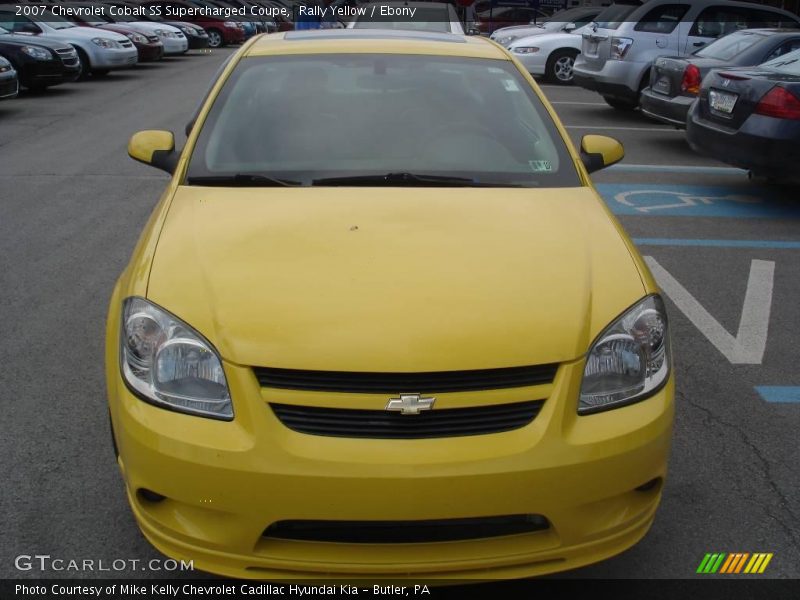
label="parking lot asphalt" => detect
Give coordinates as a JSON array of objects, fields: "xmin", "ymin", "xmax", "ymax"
[{"xmin": 1, "ymin": 47, "xmax": 798, "ymax": 580}]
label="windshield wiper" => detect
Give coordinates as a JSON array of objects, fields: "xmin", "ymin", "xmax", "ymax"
[
  {"xmin": 312, "ymin": 172, "xmax": 522, "ymax": 187},
  {"xmin": 186, "ymin": 174, "xmax": 303, "ymax": 187}
]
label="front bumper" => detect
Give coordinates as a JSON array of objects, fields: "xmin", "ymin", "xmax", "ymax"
[
  {"xmin": 511, "ymin": 51, "xmax": 546, "ymax": 76},
  {"xmin": 0, "ymin": 71, "xmax": 19, "ymax": 99},
  {"xmin": 18, "ymin": 59, "xmax": 80, "ymax": 88},
  {"xmin": 136, "ymin": 42, "xmax": 164, "ymax": 62},
  {"xmin": 162, "ymin": 36, "xmax": 189, "ymax": 55},
  {"xmin": 686, "ymin": 102, "xmax": 800, "ymax": 178},
  {"xmin": 90, "ymin": 46, "xmax": 138, "ymax": 69},
  {"xmin": 107, "ymin": 302, "xmax": 674, "ymax": 580},
  {"xmin": 640, "ymin": 88, "xmax": 695, "ymax": 128},
  {"xmin": 186, "ymin": 34, "xmax": 209, "ymax": 49}
]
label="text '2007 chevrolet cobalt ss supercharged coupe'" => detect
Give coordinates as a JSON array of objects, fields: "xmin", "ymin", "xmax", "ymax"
[{"xmin": 107, "ymin": 29, "xmax": 674, "ymax": 580}]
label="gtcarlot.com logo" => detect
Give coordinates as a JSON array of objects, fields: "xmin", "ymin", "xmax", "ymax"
[
  {"xmin": 14, "ymin": 555, "xmax": 194, "ymax": 573},
  {"xmin": 697, "ymin": 552, "xmax": 773, "ymax": 574}
]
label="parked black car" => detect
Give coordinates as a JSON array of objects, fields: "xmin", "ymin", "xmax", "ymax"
[
  {"xmin": 0, "ymin": 26, "xmax": 80, "ymax": 91},
  {"xmin": 642, "ymin": 29, "xmax": 800, "ymax": 128},
  {"xmin": 687, "ymin": 48, "xmax": 800, "ymax": 180},
  {"xmin": 0, "ymin": 54, "xmax": 18, "ymax": 99}
]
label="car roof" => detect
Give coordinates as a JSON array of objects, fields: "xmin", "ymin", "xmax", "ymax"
[
  {"xmin": 628, "ymin": 0, "xmax": 799, "ymax": 20},
  {"xmin": 246, "ymin": 29, "xmax": 509, "ymax": 59}
]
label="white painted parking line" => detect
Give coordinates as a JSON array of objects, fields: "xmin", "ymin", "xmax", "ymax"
[
  {"xmin": 550, "ymin": 101, "xmax": 608, "ymax": 106},
  {"xmin": 565, "ymin": 125, "xmax": 681, "ymax": 132},
  {"xmin": 645, "ymin": 257, "xmax": 775, "ymax": 365}
]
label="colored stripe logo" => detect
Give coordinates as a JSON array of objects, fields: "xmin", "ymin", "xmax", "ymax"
[{"xmin": 697, "ymin": 553, "xmax": 773, "ymax": 574}]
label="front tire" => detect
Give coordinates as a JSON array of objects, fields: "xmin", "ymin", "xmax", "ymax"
[
  {"xmin": 75, "ymin": 48, "xmax": 90, "ymax": 81},
  {"xmin": 546, "ymin": 49, "xmax": 579, "ymax": 85},
  {"xmin": 207, "ymin": 29, "xmax": 224, "ymax": 48}
]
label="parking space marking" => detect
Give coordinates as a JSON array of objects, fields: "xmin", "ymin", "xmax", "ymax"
[
  {"xmin": 597, "ymin": 184, "xmax": 800, "ymax": 218},
  {"xmin": 755, "ymin": 387, "xmax": 800, "ymax": 403},
  {"xmin": 565, "ymin": 125, "xmax": 681, "ymax": 132},
  {"xmin": 644, "ymin": 257, "xmax": 774, "ymax": 365},
  {"xmin": 607, "ymin": 164, "xmax": 746, "ymax": 175},
  {"xmin": 550, "ymin": 101, "xmax": 609, "ymax": 106},
  {"xmin": 634, "ymin": 239, "xmax": 800, "ymax": 249}
]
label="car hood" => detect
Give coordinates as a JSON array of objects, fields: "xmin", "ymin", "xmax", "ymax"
[
  {"xmin": 0, "ymin": 33, "xmax": 74, "ymax": 51},
  {"xmin": 510, "ymin": 29, "xmax": 585, "ymax": 48},
  {"xmin": 131, "ymin": 21, "xmax": 181, "ymax": 34},
  {"xmin": 41, "ymin": 27, "xmax": 130, "ymax": 42},
  {"xmin": 146, "ymin": 186, "xmax": 645, "ymax": 371}
]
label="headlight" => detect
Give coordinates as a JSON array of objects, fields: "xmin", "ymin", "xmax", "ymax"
[
  {"xmin": 120, "ymin": 297, "xmax": 233, "ymax": 420},
  {"xmin": 224, "ymin": 20, "xmax": 237, "ymax": 27},
  {"xmin": 496, "ymin": 35, "xmax": 515, "ymax": 45},
  {"xmin": 610, "ymin": 36, "xmax": 633, "ymax": 60},
  {"xmin": 126, "ymin": 33, "xmax": 148, "ymax": 44},
  {"xmin": 154, "ymin": 28, "xmax": 167, "ymax": 36},
  {"xmin": 579, "ymin": 295, "xmax": 670, "ymax": 415},
  {"xmin": 512, "ymin": 46, "xmax": 539, "ymax": 54},
  {"xmin": 91, "ymin": 37, "xmax": 121, "ymax": 49},
  {"xmin": 21, "ymin": 45, "xmax": 53, "ymax": 60},
  {"xmin": 179, "ymin": 25, "xmax": 193, "ymax": 34}
]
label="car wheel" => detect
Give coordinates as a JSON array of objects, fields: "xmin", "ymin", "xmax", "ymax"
[
  {"xmin": 602, "ymin": 95, "xmax": 639, "ymax": 111},
  {"xmin": 92, "ymin": 69, "xmax": 110, "ymax": 78},
  {"xmin": 75, "ymin": 48, "xmax": 90, "ymax": 81},
  {"xmin": 207, "ymin": 29, "xmax": 224, "ymax": 48},
  {"xmin": 546, "ymin": 49, "xmax": 579, "ymax": 85}
]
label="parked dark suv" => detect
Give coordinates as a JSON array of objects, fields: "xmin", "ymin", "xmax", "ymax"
[{"xmin": 0, "ymin": 25, "xmax": 80, "ymax": 90}]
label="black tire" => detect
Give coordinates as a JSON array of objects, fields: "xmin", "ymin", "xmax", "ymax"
[
  {"xmin": 207, "ymin": 28, "xmax": 224, "ymax": 48},
  {"xmin": 75, "ymin": 47, "xmax": 90, "ymax": 81},
  {"xmin": 602, "ymin": 95, "xmax": 639, "ymax": 111},
  {"xmin": 545, "ymin": 49, "xmax": 579, "ymax": 85}
]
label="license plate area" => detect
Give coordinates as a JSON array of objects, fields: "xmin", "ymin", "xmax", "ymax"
[
  {"xmin": 653, "ymin": 75, "xmax": 671, "ymax": 95},
  {"xmin": 709, "ymin": 89, "xmax": 738, "ymax": 115}
]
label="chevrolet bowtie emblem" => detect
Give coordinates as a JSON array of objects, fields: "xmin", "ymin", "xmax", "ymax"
[{"xmin": 385, "ymin": 394, "xmax": 435, "ymax": 415}]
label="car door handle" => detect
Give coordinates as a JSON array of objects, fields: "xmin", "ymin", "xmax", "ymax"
[{"xmin": 693, "ymin": 41, "xmax": 706, "ymax": 47}]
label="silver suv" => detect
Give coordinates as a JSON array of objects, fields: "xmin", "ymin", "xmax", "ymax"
[{"xmin": 573, "ymin": 0, "xmax": 800, "ymax": 110}]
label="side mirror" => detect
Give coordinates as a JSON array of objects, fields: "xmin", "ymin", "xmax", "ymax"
[
  {"xmin": 128, "ymin": 130, "xmax": 178, "ymax": 174},
  {"xmin": 466, "ymin": 27, "xmax": 481, "ymax": 36},
  {"xmin": 580, "ymin": 134, "xmax": 624, "ymax": 173},
  {"xmin": 563, "ymin": 21, "xmax": 576, "ymax": 32}
]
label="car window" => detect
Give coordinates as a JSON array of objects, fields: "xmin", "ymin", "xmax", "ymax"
[
  {"xmin": 695, "ymin": 30, "xmax": 766, "ymax": 60},
  {"xmin": 634, "ymin": 4, "xmax": 689, "ymax": 34},
  {"xmin": 759, "ymin": 47, "xmax": 800, "ymax": 75},
  {"xmin": 763, "ymin": 38, "xmax": 800, "ymax": 62},
  {"xmin": 594, "ymin": 3, "xmax": 638, "ymax": 31},
  {"xmin": 689, "ymin": 7, "xmax": 748, "ymax": 39},
  {"xmin": 741, "ymin": 8, "xmax": 800, "ymax": 29},
  {"xmin": 187, "ymin": 54, "xmax": 580, "ymax": 187}
]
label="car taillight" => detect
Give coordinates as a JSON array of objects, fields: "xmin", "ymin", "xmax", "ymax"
[
  {"xmin": 754, "ymin": 86, "xmax": 800, "ymax": 120},
  {"xmin": 681, "ymin": 64, "xmax": 701, "ymax": 95}
]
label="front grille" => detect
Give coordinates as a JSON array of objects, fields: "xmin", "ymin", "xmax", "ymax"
[
  {"xmin": 254, "ymin": 364, "xmax": 558, "ymax": 394},
  {"xmin": 120, "ymin": 40, "xmax": 134, "ymax": 48},
  {"xmin": 270, "ymin": 400, "xmax": 544, "ymax": 438},
  {"xmin": 263, "ymin": 515, "xmax": 550, "ymax": 543},
  {"xmin": 54, "ymin": 48, "xmax": 78, "ymax": 66}
]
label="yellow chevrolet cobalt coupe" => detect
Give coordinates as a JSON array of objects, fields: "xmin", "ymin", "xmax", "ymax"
[{"xmin": 107, "ymin": 29, "xmax": 674, "ymax": 579}]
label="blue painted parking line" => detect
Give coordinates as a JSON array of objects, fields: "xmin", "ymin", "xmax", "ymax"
[
  {"xmin": 633, "ymin": 238, "xmax": 800, "ymax": 249},
  {"xmin": 755, "ymin": 387, "xmax": 800, "ymax": 403},
  {"xmin": 608, "ymin": 164, "xmax": 747, "ymax": 175},
  {"xmin": 596, "ymin": 184, "xmax": 800, "ymax": 218}
]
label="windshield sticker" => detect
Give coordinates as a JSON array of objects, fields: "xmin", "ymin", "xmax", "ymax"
[
  {"xmin": 529, "ymin": 160, "xmax": 553, "ymax": 173},
  {"xmin": 502, "ymin": 79, "xmax": 520, "ymax": 92}
]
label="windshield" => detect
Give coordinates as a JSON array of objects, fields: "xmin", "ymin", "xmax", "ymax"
[
  {"xmin": 0, "ymin": 25, "xmax": 8, "ymax": 34},
  {"xmin": 759, "ymin": 47, "xmax": 800, "ymax": 75},
  {"xmin": 594, "ymin": 3, "xmax": 637, "ymax": 30},
  {"xmin": 696, "ymin": 30, "xmax": 765, "ymax": 60},
  {"xmin": 187, "ymin": 54, "xmax": 579, "ymax": 187}
]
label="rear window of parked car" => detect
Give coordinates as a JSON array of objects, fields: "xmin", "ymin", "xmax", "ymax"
[
  {"xmin": 593, "ymin": 3, "xmax": 638, "ymax": 31},
  {"xmin": 690, "ymin": 6, "xmax": 800, "ymax": 38},
  {"xmin": 759, "ymin": 47, "xmax": 800, "ymax": 75},
  {"xmin": 634, "ymin": 4, "xmax": 690, "ymax": 34},
  {"xmin": 695, "ymin": 30, "xmax": 766, "ymax": 60}
]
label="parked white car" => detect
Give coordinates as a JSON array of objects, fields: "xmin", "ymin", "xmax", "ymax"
[
  {"xmin": 573, "ymin": 0, "xmax": 800, "ymax": 109},
  {"xmin": 491, "ymin": 5, "xmax": 602, "ymax": 47},
  {"xmin": 0, "ymin": 10, "xmax": 137, "ymax": 77},
  {"xmin": 508, "ymin": 24, "xmax": 591, "ymax": 84}
]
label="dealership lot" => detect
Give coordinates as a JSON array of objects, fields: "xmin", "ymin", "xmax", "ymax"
[{"xmin": 0, "ymin": 47, "xmax": 799, "ymax": 579}]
